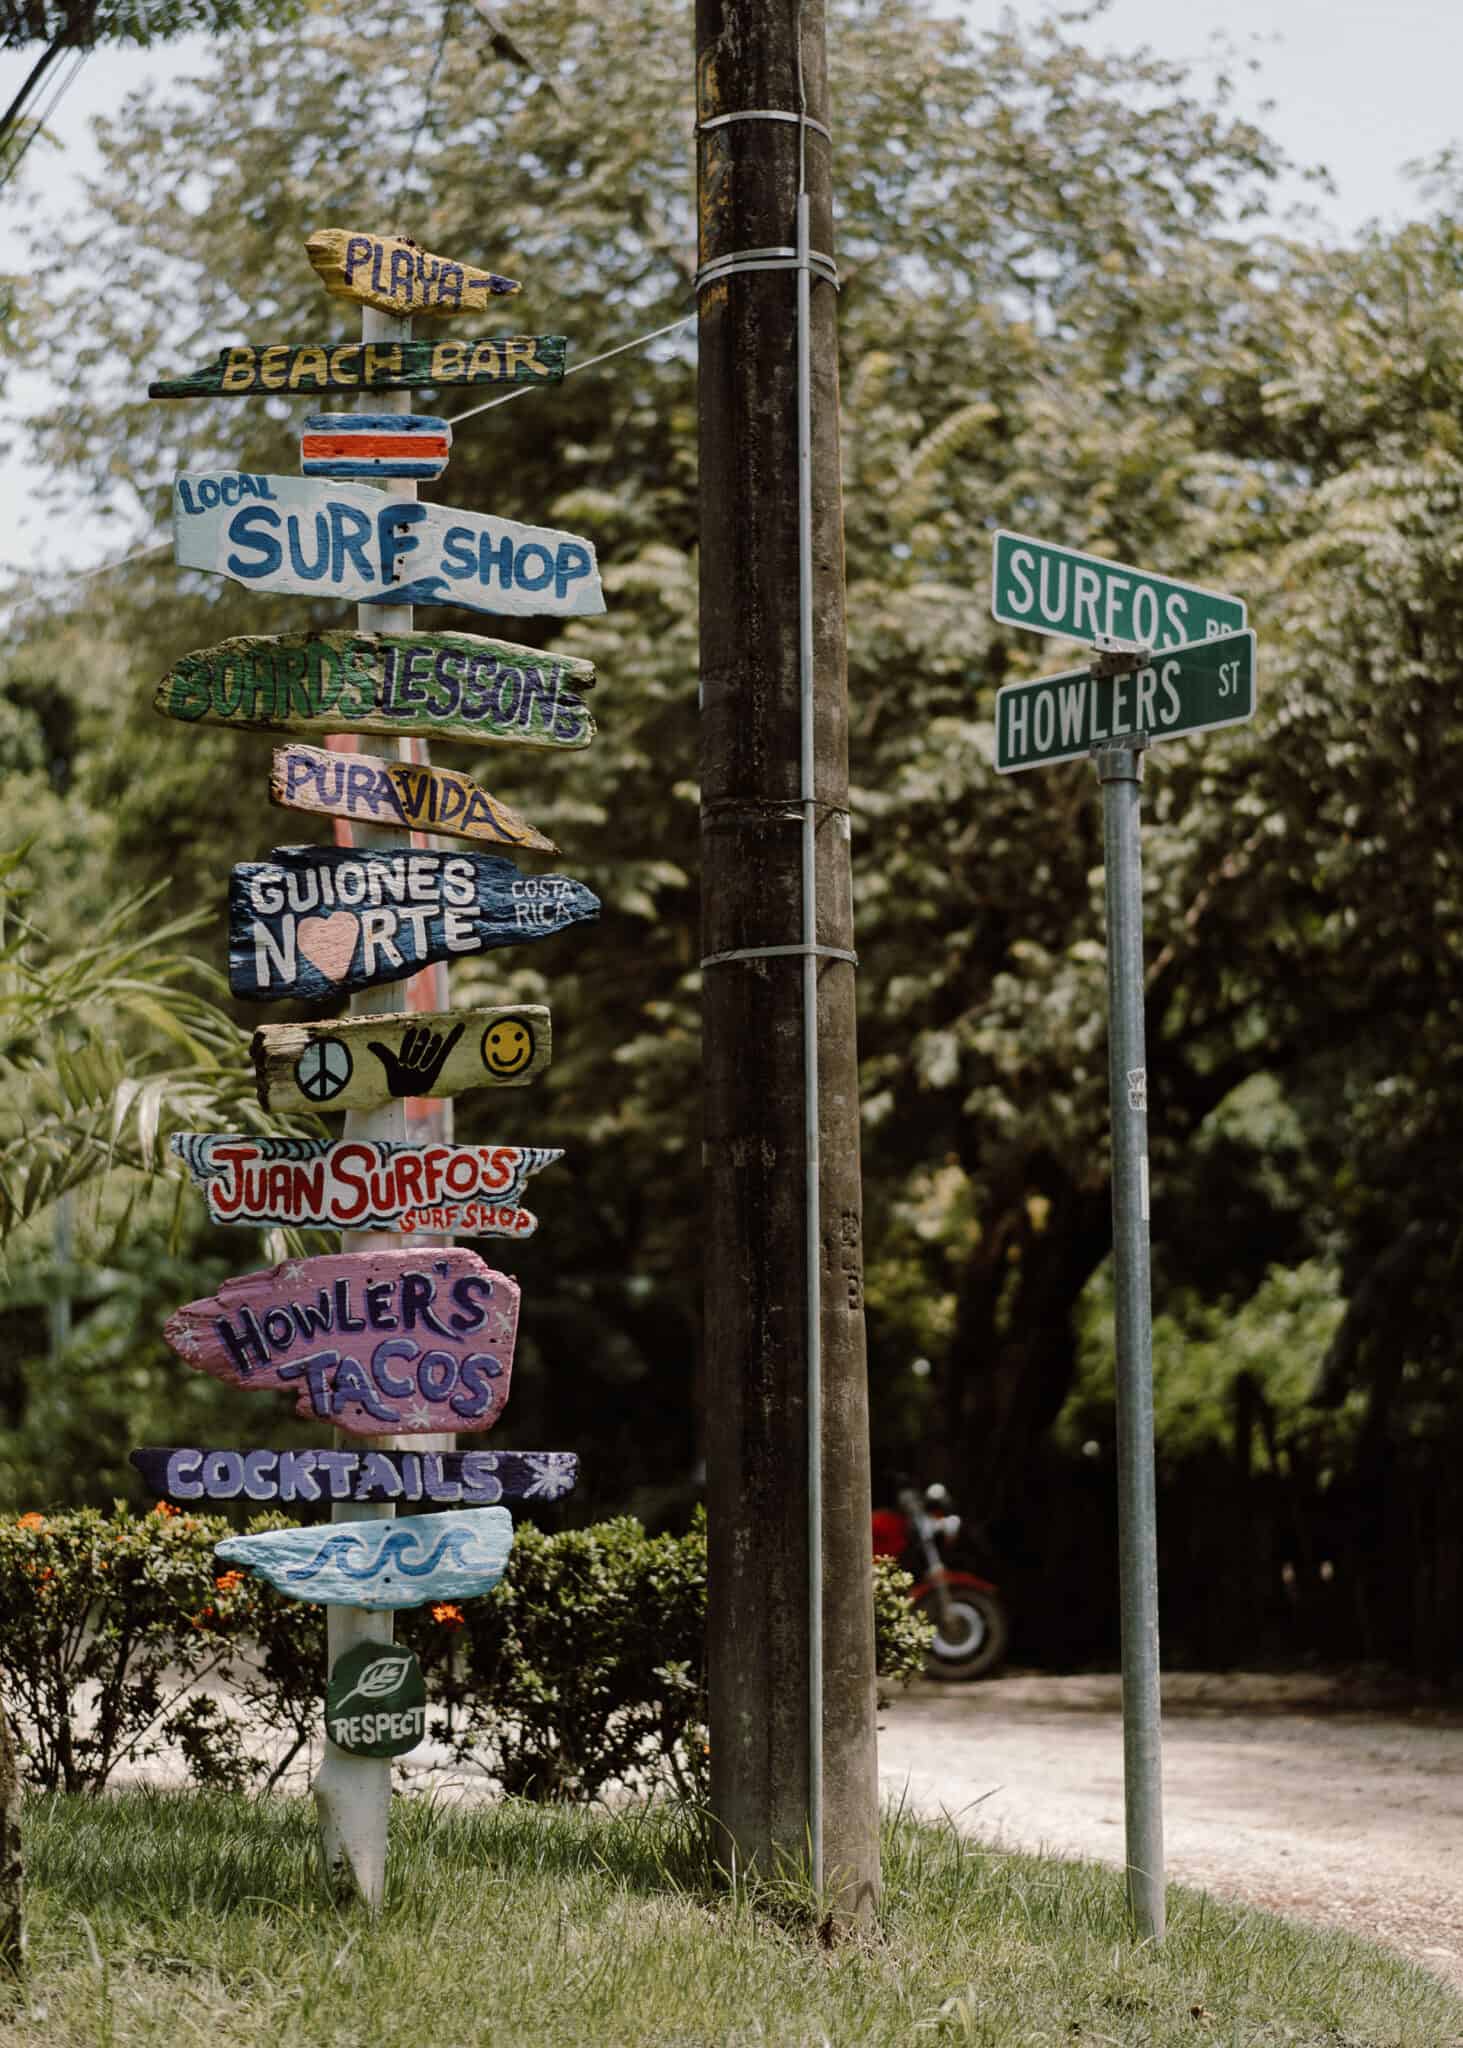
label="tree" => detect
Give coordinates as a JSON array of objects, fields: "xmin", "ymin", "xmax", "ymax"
[
  {"xmin": 7, "ymin": 0, "xmax": 1462, "ymax": 1678},
  {"xmin": 0, "ymin": 0, "xmax": 301, "ymax": 184}
]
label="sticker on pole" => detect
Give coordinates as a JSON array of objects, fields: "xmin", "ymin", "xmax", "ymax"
[{"xmin": 325, "ymin": 1641, "xmax": 427, "ymax": 1756}]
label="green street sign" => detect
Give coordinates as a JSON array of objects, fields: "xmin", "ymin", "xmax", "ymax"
[
  {"xmin": 991, "ymin": 530, "xmax": 1246, "ymax": 650},
  {"xmin": 993, "ymin": 630, "xmax": 1256, "ymax": 775},
  {"xmin": 325, "ymin": 1640, "xmax": 427, "ymax": 1758}
]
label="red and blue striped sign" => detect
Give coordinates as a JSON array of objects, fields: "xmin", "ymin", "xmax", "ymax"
[{"xmin": 300, "ymin": 413, "xmax": 452, "ymax": 481}]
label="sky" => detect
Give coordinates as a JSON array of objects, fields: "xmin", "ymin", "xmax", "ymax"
[{"xmin": 0, "ymin": 0, "xmax": 1460, "ymax": 588}]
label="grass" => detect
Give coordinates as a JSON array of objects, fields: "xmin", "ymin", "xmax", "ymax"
[{"xmin": 0, "ymin": 1788, "xmax": 1456, "ymax": 2046}]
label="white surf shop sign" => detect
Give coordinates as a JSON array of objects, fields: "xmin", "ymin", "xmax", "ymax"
[{"xmin": 173, "ymin": 473, "xmax": 605, "ymax": 619}]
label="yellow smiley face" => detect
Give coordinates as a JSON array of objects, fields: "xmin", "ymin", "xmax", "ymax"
[{"xmin": 482, "ymin": 1016, "xmax": 535, "ymax": 1077}]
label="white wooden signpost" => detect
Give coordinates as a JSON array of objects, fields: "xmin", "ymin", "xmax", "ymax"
[
  {"xmin": 147, "ymin": 223, "xmax": 600, "ymax": 1910},
  {"xmin": 990, "ymin": 530, "xmax": 1256, "ymax": 1945}
]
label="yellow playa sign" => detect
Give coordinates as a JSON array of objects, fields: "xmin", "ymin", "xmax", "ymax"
[{"xmin": 306, "ymin": 229, "xmax": 521, "ymax": 318}]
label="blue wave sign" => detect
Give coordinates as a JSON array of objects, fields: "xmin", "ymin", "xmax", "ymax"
[{"xmin": 215, "ymin": 1506, "xmax": 514, "ymax": 1610}]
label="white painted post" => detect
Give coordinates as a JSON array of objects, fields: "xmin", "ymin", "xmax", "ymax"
[{"xmin": 313, "ymin": 299, "xmax": 420, "ymax": 1909}]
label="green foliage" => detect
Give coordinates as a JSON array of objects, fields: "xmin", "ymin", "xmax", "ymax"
[
  {"xmin": 0, "ymin": 1506, "xmax": 925, "ymax": 1801},
  {"xmin": 2, "ymin": 0, "xmax": 1462, "ymax": 1670},
  {"xmin": 453, "ymin": 1512, "xmax": 710, "ymax": 1802},
  {"xmin": 871, "ymin": 1549, "xmax": 931, "ymax": 1688},
  {"xmin": 0, "ymin": 1501, "xmax": 252, "ymax": 1792},
  {"xmin": 2, "ymin": 0, "xmax": 302, "ymax": 52},
  {"xmin": 0, "ymin": 852, "xmax": 286, "ymax": 1248},
  {"xmin": 1064, "ymin": 1257, "xmax": 1350, "ymax": 1470},
  {"xmin": 9, "ymin": 1790, "xmax": 1460, "ymax": 2046}
]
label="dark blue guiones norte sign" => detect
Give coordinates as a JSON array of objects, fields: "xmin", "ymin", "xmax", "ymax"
[{"xmin": 227, "ymin": 845, "xmax": 599, "ymax": 1002}]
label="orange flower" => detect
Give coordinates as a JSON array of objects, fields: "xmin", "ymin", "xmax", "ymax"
[
  {"xmin": 190, "ymin": 1605, "xmax": 216, "ymax": 1629},
  {"xmin": 215, "ymin": 1570, "xmax": 245, "ymax": 1594},
  {"xmin": 153, "ymin": 1502, "xmax": 179, "ymax": 1519},
  {"xmin": 431, "ymin": 1603, "xmax": 465, "ymax": 1627},
  {"xmin": 16, "ymin": 1513, "xmax": 44, "ymax": 1531}
]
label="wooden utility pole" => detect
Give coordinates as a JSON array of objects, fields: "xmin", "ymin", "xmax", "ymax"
[{"xmin": 696, "ymin": 0, "xmax": 880, "ymax": 1924}]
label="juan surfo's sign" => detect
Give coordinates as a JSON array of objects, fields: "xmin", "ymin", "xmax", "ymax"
[
  {"xmin": 172, "ymin": 1133, "xmax": 561, "ymax": 1235},
  {"xmin": 173, "ymin": 473, "xmax": 604, "ymax": 619},
  {"xmin": 227, "ymin": 845, "xmax": 599, "ymax": 1002}
]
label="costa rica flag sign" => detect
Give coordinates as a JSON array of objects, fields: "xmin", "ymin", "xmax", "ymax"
[{"xmin": 300, "ymin": 413, "xmax": 452, "ymax": 482}]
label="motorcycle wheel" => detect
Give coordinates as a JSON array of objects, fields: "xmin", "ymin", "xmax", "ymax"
[{"xmin": 913, "ymin": 1586, "xmax": 1008, "ymax": 1682}]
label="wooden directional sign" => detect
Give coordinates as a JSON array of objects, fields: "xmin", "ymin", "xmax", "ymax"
[
  {"xmin": 172, "ymin": 1132, "xmax": 560, "ymax": 1236},
  {"xmin": 270, "ymin": 744, "xmax": 557, "ymax": 851},
  {"xmin": 301, "ymin": 413, "xmax": 452, "ymax": 482},
  {"xmin": 991, "ymin": 530, "xmax": 1247, "ymax": 651},
  {"xmin": 154, "ymin": 631, "xmax": 595, "ymax": 752},
  {"xmin": 148, "ymin": 336, "xmax": 566, "ymax": 401},
  {"xmin": 132, "ymin": 1445, "xmax": 579, "ymax": 1508},
  {"xmin": 251, "ymin": 1005, "xmax": 549, "ymax": 1114},
  {"xmin": 994, "ymin": 630, "xmax": 1257, "ymax": 774},
  {"xmin": 228, "ymin": 846, "xmax": 599, "ymax": 1003},
  {"xmin": 325, "ymin": 1642, "xmax": 427, "ymax": 1757},
  {"xmin": 174, "ymin": 474, "xmax": 605, "ymax": 619},
  {"xmin": 164, "ymin": 1248, "xmax": 518, "ymax": 1436},
  {"xmin": 306, "ymin": 229, "xmax": 520, "ymax": 318},
  {"xmin": 215, "ymin": 1506, "xmax": 514, "ymax": 1610}
]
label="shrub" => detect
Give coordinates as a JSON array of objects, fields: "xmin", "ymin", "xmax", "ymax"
[
  {"xmin": 0, "ymin": 1504, "xmax": 930, "ymax": 1800},
  {"xmin": 451, "ymin": 1512, "xmax": 930, "ymax": 1803},
  {"xmin": 0, "ymin": 1502, "xmax": 257, "ymax": 1791},
  {"xmin": 452, "ymin": 1514, "xmax": 709, "ymax": 1802}
]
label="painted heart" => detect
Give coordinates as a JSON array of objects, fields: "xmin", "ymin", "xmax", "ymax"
[{"xmin": 296, "ymin": 912, "xmax": 358, "ymax": 981}]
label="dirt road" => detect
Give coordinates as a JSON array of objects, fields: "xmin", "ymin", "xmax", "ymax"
[{"xmin": 876, "ymin": 1672, "xmax": 1463, "ymax": 1987}]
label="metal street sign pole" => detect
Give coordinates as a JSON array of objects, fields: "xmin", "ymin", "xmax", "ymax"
[
  {"xmin": 988, "ymin": 530, "xmax": 1252, "ymax": 1946},
  {"xmin": 1095, "ymin": 735, "xmax": 1165, "ymax": 1944}
]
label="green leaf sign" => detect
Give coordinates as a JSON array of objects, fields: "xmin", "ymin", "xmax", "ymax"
[{"xmin": 325, "ymin": 1640, "xmax": 427, "ymax": 1757}]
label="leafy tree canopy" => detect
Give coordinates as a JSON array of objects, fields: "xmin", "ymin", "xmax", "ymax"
[{"xmin": 3, "ymin": 0, "xmax": 1461, "ymax": 1594}]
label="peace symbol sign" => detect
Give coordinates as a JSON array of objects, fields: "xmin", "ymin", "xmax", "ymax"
[{"xmin": 294, "ymin": 1036, "xmax": 352, "ymax": 1102}]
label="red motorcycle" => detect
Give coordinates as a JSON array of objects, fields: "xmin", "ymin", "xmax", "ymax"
[{"xmin": 873, "ymin": 1483, "xmax": 1008, "ymax": 1681}]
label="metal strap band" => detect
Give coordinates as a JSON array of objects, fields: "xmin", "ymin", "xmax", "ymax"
[
  {"xmin": 695, "ymin": 244, "xmax": 840, "ymax": 294},
  {"xmin": 700, "ymin": 943, "xmax": 858, "ymax": 969},
  {"xmin": 697, "ymin": 109, "xmax": 833, "ymax": 144}
]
